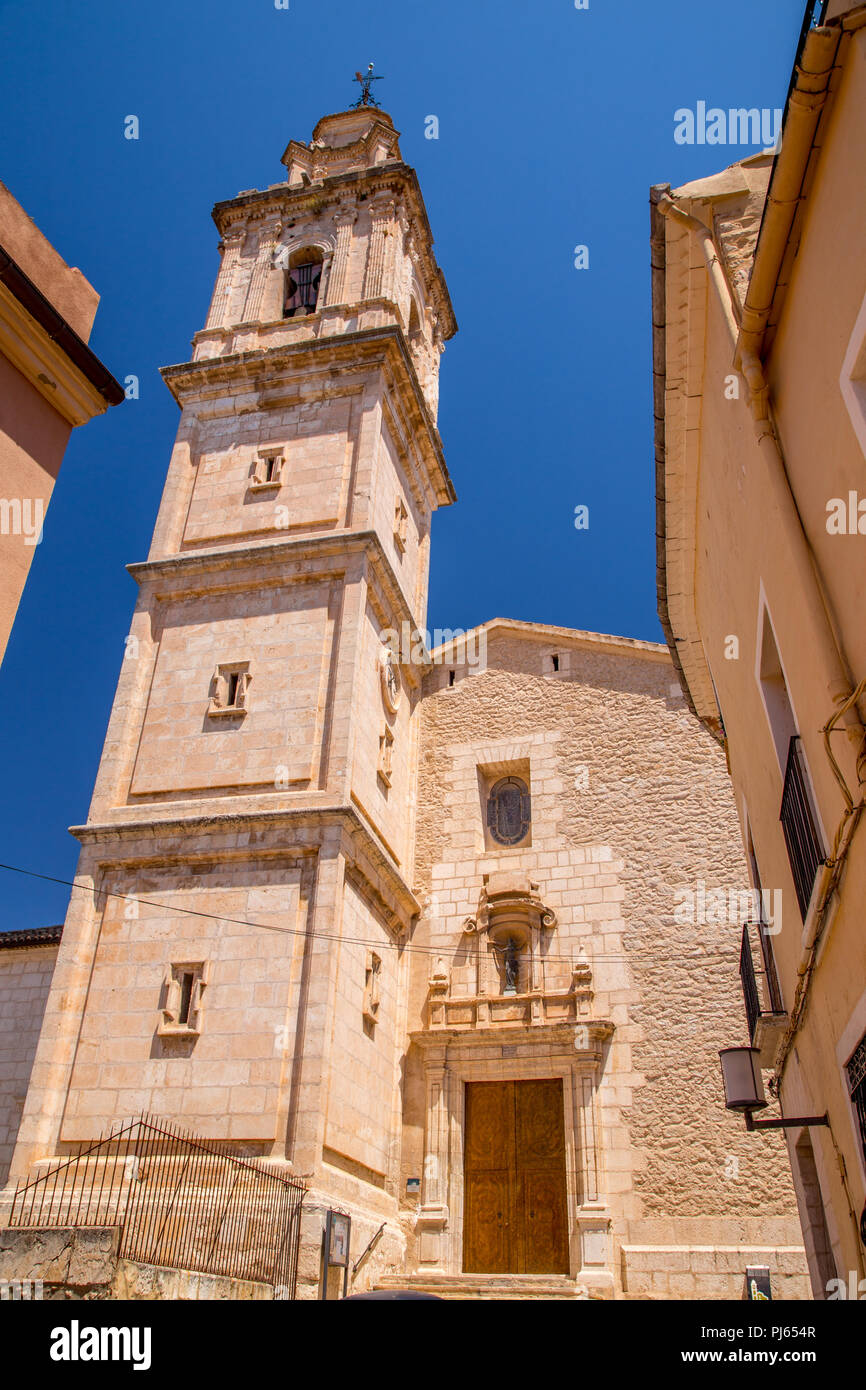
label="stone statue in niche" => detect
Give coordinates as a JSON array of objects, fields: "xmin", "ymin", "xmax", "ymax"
[{"xmin": 493, "ymin": 938, "xmax": 521, "ymax": 996}]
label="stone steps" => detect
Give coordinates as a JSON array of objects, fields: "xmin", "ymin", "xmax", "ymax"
[{"xmin": 375, "ymin": 1273, "xmax": 591, "ymax": 1300}]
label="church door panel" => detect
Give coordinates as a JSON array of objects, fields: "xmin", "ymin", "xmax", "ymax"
[
  {"xmin": 520, "ymin": 1170, "xmax": 569, "ymax": 1275},
  {"xmin": 463, "ymin": 1171, "xmax": 513, "ymax": 1273},
  {"xmin": 514, "ymin": 1078, "xmax": 569, "ymax": 1274},
  {"xmin": 464, "ymin": 1079, "xmax": 515, "ymax": 1170},
  {"xmin": 463, "ymin": 1079, "xmax": 569, "ymax": 1275},
  {"xmin": 463, "ymin": 1081, "xmax": 515, "ymax": 1273}
]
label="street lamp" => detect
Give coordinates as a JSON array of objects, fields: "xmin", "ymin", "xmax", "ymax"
[{"xmin": 718, "ymin": 1047, "xmax": 829, "ymax": 1132}]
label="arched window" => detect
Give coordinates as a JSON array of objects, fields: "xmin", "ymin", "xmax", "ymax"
[
  {"xmin": 284, "ymin": 247, "xmax": 323, "ymax": 318},
  {"xmin": 486, "ymin": 776, "xmax": 531, "ymax": 846}
]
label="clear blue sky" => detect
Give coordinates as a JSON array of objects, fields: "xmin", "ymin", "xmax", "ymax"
[{"xmin": 0, "ymin": 0, "xmax": 805, "ymax": 928}]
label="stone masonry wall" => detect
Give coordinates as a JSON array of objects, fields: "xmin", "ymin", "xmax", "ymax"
[
  {"xmin": 412, "ymin": 627, "xmax": 799, "ymax": 1225},
  {"xmin": 0, "ymin": 945, "xmax": 58, "ymax": 1185}
]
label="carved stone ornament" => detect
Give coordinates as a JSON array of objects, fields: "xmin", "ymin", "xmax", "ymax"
[
  {"xmin": 379, "ymin": 644, "xmax": 402, "ymax": 713},
  {"xmin": 462, "ymin": 871, "xmax": 557, "ymax": 940}
]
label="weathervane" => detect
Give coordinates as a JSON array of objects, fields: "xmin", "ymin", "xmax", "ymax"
[{"xmin": 351, "ymin": 62, "xmax": 384, "ymax": 108}]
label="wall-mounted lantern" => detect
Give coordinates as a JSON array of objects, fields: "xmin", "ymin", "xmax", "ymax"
[{"xmin": 719, "ymin": 1047, "xmax": 829, "ymax": 1132}]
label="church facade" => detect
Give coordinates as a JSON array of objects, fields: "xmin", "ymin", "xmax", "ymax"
[{"xmin": 4, "ymin": 102, "xmax": 808, "ymax": 1298}]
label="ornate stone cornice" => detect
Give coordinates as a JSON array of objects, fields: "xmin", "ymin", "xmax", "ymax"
[
  {"xmin": 409, "ymin": 1020, "xmax": 615, "ymax": 1050},
  {"xmin": 127, "ymin": 529, "xmax": 422, "ymax": 637},
  {"xmin": 462, "ymin": 872, "xmax": 558, "ymax": 938}
]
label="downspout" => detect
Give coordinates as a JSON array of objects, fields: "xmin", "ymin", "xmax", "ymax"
[
  {"xmin": 651, "ymin": 189, "xmax": 725, "ymax": 747},
  {"xmin": 655, "ymin": 194, "xmax": 739, "ymax": 350}
]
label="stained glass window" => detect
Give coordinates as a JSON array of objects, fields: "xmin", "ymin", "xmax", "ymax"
[{"xmin": 486, "ymin": 776, "xmax": 531, "ymax": 846}]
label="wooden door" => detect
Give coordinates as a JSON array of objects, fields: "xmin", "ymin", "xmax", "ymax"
[{"xmin": 463, "ymin": 1079, "xmax": 569, "ymax": 1274}]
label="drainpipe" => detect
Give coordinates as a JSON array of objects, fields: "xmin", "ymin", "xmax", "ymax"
[{"xmin": 655, "ymin": 195, "xmax": 739, "ymax": 350}]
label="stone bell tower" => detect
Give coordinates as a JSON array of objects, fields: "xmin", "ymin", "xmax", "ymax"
[{"xmin": 10, "ymin": 99, "xmax": 457, "ymax": 1277}]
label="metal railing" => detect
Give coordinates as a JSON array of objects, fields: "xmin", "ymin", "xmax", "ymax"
[
  {"xmin": 7, "ymin": 1115, "xmax": 305, "ymax": 1295},
  {"xmin": 740, "ymin": 921, "xmax": 785, "ymax": 1043},
  {"xmin": 780, "ymin": 736, "xmax": 825, "ymax": 920},
  {"xmin": 284, "ymin": 261, "xmax": 321, "ymax": 318}
]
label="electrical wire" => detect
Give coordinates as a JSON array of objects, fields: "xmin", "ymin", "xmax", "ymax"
[{"xmin": 0, "ymin": 858, "xmax": 750, "ymax": 967}]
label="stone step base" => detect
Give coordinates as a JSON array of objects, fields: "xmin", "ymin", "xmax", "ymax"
[{"xmin": 375, "ymin": 1273, "xmax": 591, "ymax": 1300}]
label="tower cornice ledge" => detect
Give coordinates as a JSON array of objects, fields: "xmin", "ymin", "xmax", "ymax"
[
  {"xmin": 160, "ymin": 326, "xmax": 454, "ymax": 507},
  {"xmin": 127, "ymin": 529, "xmax": 422, "ymax": 638},
  {"xmin": 68, "ymin": 804, "xmax": 420, "ymax": 935}
]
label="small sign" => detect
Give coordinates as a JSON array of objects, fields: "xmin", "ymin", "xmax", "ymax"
[
  {"xmin": 328, "ymin": 1212, "xmax": 351, "ymax": 1266},
  {"xmin": 745, "ymin": 1266, "xmax": 772, "ymax": 1301},
  {"xmin": 406, "ymin": 1177, "xmax": 421, "ymax": 1195}
]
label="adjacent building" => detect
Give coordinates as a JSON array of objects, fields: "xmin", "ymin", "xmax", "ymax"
[
  {"xmin": 653, "ymin": 0, "xmax": 866, "ymax": 1297},
  {"xmin": 0, "ymin": 926, "xmax": 62, "ymax": 1187},
  {"xmin": 0, "ymin": 180, "xmax": 123, "ymax": 665}
]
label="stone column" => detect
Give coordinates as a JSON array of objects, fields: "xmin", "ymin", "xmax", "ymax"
[
  {"xmin": 576, "ymin": 1071, "xmax": 600, "ymax": 1204},
  {"xmin": 363, "ymin": 194, "xmax": 397, "ymax": 301},
  {"xmin": 325, "ymin": 204, "xmax": 357, "ymax": 306},
  {"xmin": 242, "ymin": 216, "xmax": 282, "ymax": 323},
  {"xmin": 397, "ymin": 216, "xmax": 413, "ymax": 325},
  {"xmin": 416, "ymin": 1051, "xmax": 450, "ymax": 1269},
  {"xmin": 205, "ymin": 228, "xmax": 244, "ymax": 329}
]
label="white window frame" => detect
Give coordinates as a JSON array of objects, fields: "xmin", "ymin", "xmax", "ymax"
[{"xmin": 840, "ymin": 289, "xmax": 866, "ymax": 461}]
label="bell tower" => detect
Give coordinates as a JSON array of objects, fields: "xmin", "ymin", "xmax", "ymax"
[{"xmin": 11, "ymin": 96, "xmax": 457, "ymax": 1272}]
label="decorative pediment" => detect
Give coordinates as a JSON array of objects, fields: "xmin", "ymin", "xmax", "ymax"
[
  {"xmin": 281, "ymin": 110, "xmax": 401, "ymax": 186},
  {"xmin": 462, "ymin": 871, "xmax": 557, "ymax": 941}
]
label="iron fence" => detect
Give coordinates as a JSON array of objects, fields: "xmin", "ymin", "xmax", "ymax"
[{"xmin": 7, "ymin": 1115, "xmax": 305, "ymax": 1295}]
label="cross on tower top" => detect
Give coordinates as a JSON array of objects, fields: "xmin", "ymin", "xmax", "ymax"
[{"xmin": 351, "ymin": 62, "xmax": 384, "ymax": 108}]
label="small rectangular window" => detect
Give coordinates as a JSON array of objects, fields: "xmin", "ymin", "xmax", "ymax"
[
  {"xmin": 544, "ymin": 651, "xmax": 568, "ymax": 677},
  {"xmin": 394, "ymin": 498, "xmax": 408, "ymax": 553},
  {"xmin": 378, "ymin": 725, "xmax": 394, "ymax": 786},
  {"xmin": 251, "ymin": 451, "xmax": 284, "ymax": 489},
  {"xmin": 159, "ymin": 962, "xmax": 207, "ymax": 1036},
  {"xmin": 208, "ymin": 663, "xmax": 251, "ymax": 717},
  {"xmin": 363, "ymin": 952, "xmax": 382, "ymax": 1025},
  {"xmin": 178, "ymin": 971, "xmax": 195, "ymax": 1026}
]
